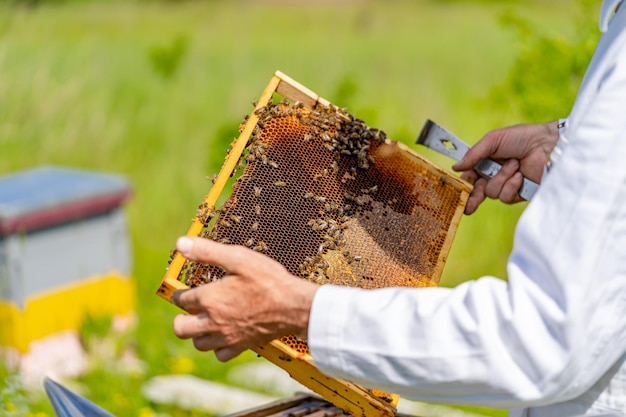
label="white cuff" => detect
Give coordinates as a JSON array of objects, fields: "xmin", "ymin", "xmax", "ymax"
[{"xmin": 307, "ymin": 284, "xmax": 361, "ymax": 373}]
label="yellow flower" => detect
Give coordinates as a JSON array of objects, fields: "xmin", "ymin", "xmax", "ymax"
[
  {"xmin": 138, "ymin": 407, "xmax": 156, "ymax": 417},
  {"xmin": 168, "ymin": 356, "xmax": 195, "ymax": 374}
]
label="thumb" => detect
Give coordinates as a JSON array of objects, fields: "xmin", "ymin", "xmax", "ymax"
[
  {"xmin": 452, "ymin": 156, "xmax": 471, "ymax": 172},
  {"xmin": 452, "ymin": 141, "xmax": 486, "ymax": 172},
  {"xmin": 452, "ymin": 146, "xmax": 483, "ymax": 172},
  {"xmin": 453, "ymin": 130, "xmax": 503, "ymax": 172}
]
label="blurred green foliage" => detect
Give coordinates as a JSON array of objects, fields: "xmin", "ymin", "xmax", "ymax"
[
  {"xmin": 149, "ymin": 35, "xmax": 188, "ymax": 79},
  {"xmin": 490, "ymin": 0, "xmax": 599, "ymax": 122}
]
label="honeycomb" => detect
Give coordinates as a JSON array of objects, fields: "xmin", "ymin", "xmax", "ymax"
[{"xmin": 171, "ymin": 99, "xmax": 466, "ymax": 355}]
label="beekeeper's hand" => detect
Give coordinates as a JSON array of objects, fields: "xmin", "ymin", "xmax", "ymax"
[
  {"xmin": 171, "ymin": 236, "xmax": 317, "ymax": 362},
  {"xmin": 452, "ymin": 121, "xmax": 559, "ymax": 214}
]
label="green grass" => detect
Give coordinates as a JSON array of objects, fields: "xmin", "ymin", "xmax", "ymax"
[{"xmin": 0, "ymin": 1, "xmax": 575, "ymax": 415}]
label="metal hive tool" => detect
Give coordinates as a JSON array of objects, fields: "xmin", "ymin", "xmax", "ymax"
[{"xmin": 157, "ymin": 71, "xmax": 472, "ymax": 417}]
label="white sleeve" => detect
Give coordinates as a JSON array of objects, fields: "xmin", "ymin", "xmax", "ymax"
[{"xmin": 308, "ymin": 20, "xmax": 626, "ymax": 408}]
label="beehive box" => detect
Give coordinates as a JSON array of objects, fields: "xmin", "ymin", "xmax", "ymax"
[
  {"xmin": 0, "ymin": 166, "xmax": 134, "ymax": 354},
  {"xmin": 157, "ymin": 71, "xmax": 471, "ymax": 417}
]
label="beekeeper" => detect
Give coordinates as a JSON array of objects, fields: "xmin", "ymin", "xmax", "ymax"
[{"xmin": 171, "ymin": 1, "xmax": 626, "ymax": 415}]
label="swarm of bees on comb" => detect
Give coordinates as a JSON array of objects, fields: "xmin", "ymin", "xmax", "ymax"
[
  {"xmin": 170, "ymin": 97, "xmax": 465, "ymax": 301},
  {"xmin": 161, "ymin": 73, "xmax": 471, "ymax": 415}
]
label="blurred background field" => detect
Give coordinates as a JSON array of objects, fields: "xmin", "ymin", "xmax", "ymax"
[{"xmin": 0, "ymin": 0, "xmax": 596, "ymax": 415}]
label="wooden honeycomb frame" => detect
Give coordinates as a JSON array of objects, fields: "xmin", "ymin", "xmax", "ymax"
[{"xmin": 157, "ymin": 70, "xmax": 471, "ymax": 417}]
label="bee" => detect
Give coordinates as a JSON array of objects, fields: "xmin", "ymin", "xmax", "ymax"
[
  {"xmin": 269, "ymin": 161, "xmax": 279, "ymax": 169},
  {"xmin": 230, "ymin": 215, "xmax": 241, "ymax": 223},
  {"xmin": 206, "ymin": 174, "xmax": 218, "ymax": 184},
  {"xmin": 245, "ymin": 154, "xmax": 256, "ymax": 163},
  {"xmin": 254, "ymin": 205, "xmax": 261, "ymax": 215},
  {"xmin": 303, "ymin": 133, "xmax": 313, "ymax": 143},
  {"xmin": 304, "ymin": 192, "xmax": 315, "ymax": 199},
  {"xmin": 354, "ymin": 256, "xmax": 363, "ymax": 261},
  {"xmin": 245, "ymin": 238, "xmax": 254, "ymax": 247},
  {"xmin": 313, "ymin": 275, "xmax": 325, "ymax": 285},
  {"xmin": 239, "ymin": 115, "xmax": 250, "ymax": 132},
  {"xmin": 321, "ymin": 133, "xmax": 331, "ymax": 142},
  {"xmin": 253, "ymin": 241, "xmax": 268, "ymax": 252},
  {"xmin": 220, "ymin": 220, "xmax": 232, "ymax": 228},
  {"xmin": 254, "ymin": 186, "xmax": 262, "ymax": 197},
  {"xmin": 167, "ymin": 249, "xmax": 177, "ymax": 265},
  {"xmin": 314, "ymin": 195, "xmax": 326, "ymax": 203},
  {"xmin": 274, "ymin": 181, "xmax": 286, "ymax": 187},
  {"xmin": 331, "ymin": 161, "xmax": 339, "ymax": 173},
  {"xmin": 219, "ymin": 238, "xmax": 231, "ymax": 244},
  {"xmin": 251, "ymin": 222, "xmax": 259, "ymax": 231},
  {"xmin": 313, "ymin": 173, "xmax": 324, "ymax": 182},
  {"xmin": 369, "ymin": 185, "xmax": 379, "ymax": 194}
]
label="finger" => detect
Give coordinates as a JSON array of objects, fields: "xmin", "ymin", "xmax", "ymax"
[
  {"xmin": 465, "ymin": 177, "xmax": 487, "ymax": 215},
  {"xmin": 176, "ymin": 236, "xmax": 267, "ymax": 275},
  {"xmin": 215, "ymin": 346, "xmax": 246, "ymax": 362},
  {"xmin": 192, "ymin": 332, "xmax": 227, "ymax": 352},
  {"xmin": 460, "ymin": 169, "xmax": 479, "ymax": 185},
  {"xmin": 173, "ymin": 312, "xmax": 212, "ymax": 339},
  {"xmin": 484, "ymin": 159, "xmax": 519, "ymax": 200},
  {"xmin": 172, "ymin": 288, "xmax": 204, "ymax": 314},
  {"xmin": 500, "ymin": 172, "xmax": 524, "ymax": 204},
  {"xmin": 453, "ymin": 130, "xmax": 503, "ymax": 172}
]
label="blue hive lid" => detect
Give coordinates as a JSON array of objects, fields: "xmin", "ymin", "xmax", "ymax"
[{"xmin": 0, "ymin": 166, "xmax": 131, "ymax": 235}]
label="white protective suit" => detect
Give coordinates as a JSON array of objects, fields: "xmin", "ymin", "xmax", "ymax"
[{"xmin": 308, "ymin": 1, "xmax": 626, "ymax": 416}]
